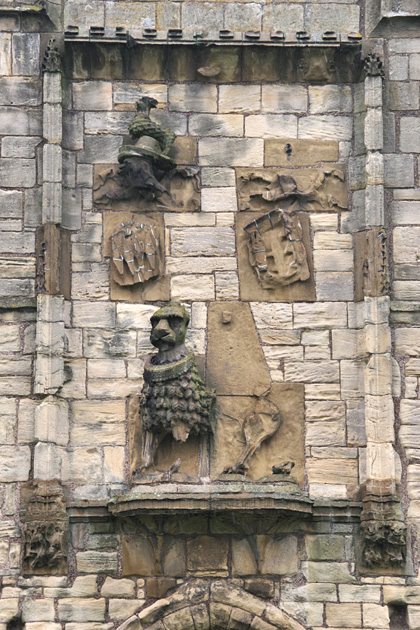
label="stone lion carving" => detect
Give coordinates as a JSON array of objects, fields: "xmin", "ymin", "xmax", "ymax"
[{"xmin": 137, "ymin": 303, "xmax": 215, "ymax": 475}]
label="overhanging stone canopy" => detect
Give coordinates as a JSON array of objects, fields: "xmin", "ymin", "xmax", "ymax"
[{"xmin": 116, "ymin": 579, "xmax": 305, "ymax": 630}]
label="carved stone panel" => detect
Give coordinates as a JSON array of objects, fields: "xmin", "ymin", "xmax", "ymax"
[
  {"xmin": 20, "ymin": 481, "xmax": 68, "ymax": 576},
  {"xmin": 354, "ymin": 228, "xmax": 389, "ymax": 302},
  {"xmin": 93, "ymin": 163, "xmax": 200, "ymax": 213},
  {"xmin": 244, "ymin": 209, "xmax": 310, "ymax": 289},
  {"xmin": 36, "ymin": 225, "xmax": 71, "ymax": 299},
  {"xmin": 103, "ymin": 212, "xmax": 169, "ymax": 302},
  {"xmin": 206, "ymin": 301, "xmax": 271, "ymax": 397},
  {"xmin": 236, "ymin": 167, "xmax": 347, "ymax": 213},
  {"xmin": 210, "ymin": 384, "xmax": 304, "ymax": 485},
  {"xmin": 236, "ymin": 212, "xmax": 315, "ymax": 302}
]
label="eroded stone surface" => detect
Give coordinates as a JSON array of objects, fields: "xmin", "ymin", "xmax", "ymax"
[
  {"xmin": 206, "ymin": 301, "xmax": 270, "ymax": 396},
  {"xmin": 236, "ymin": 212, "xmax": 315, "ymax": 302},
  {"xmin": 211, "ymin": 384, "xmax": 304, "ymax": 484}
]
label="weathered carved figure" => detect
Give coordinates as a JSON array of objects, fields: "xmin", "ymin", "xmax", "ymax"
[
  {"xmin": 93, "ymin": 97, "xmax": 201, "ymax": 212},
  {"xmin": 108, "ymin": 96, "xmax": 176, "ymax": 202},
  {"xmin": 298, "ymin": 47, "xmax": 336, "ymax": 82},
  {"xmin": 244, "ymin": 209, "xmax": 310, "ymax": 288},
  {"xmin": 137, "ymin": 303, "xmax": 215, "ymax": 474},
  {"xmin": 223, "ymin": 396, "xmax": 282, "ymax": 474},
  {"xmin": 361, "ymin": 521, "xmax": 407, "ymax": 568},
  {"xmin": 111, "ymin": 219, "xmax": 160, "ymax": 286},
  {"xmin": 237, "ymin": 170, "xmax": 347, "ymax": 213},
  {"xmin": 21, "ymin": 481, "xmax": 68, "ymax": 575},
  {"xmin": 24, "ymin": 522, "xmax": 66, "ymax": 572}
]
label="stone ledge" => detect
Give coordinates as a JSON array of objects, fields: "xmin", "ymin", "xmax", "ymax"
[{"xmin": 108, "ymin": 481, "xmax": 313, "ymax": 517}]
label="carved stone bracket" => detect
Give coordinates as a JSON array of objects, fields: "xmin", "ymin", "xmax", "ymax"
[
  {"xmin": 359, "ymin": 494, "xmax": 409, "ymax": 574},
  {"xmin": 21, "ymin": 481, "xmax": 68, "ymax": 575}
]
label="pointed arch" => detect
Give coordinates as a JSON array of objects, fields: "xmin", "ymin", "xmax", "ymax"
[{"xmin": 116, "ymin": 579, "xmax": 305, "ymax": 630}]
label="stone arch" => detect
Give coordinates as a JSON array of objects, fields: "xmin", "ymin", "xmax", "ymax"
[{"xmin": 116, "ymin": 579, "xmax": 305, "ymax": 630}]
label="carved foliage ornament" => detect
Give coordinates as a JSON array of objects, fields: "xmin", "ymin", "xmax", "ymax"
[
  {"xmin": 111, "ymin": 219, "xmax": 160, "ymax": 286},
  {"xmin": 244, "ymin": 209, "xmax": 310, "ymax": 289},
  {"xmin": 361, "ymin": 520, "xmax": 407, "ymax": 568},
  {"xmin": 42, "ymin": 38, "xmax": 62, "ymax": 73},
  {"xmin": 21, "ymin": 482, "xmax": 68, "ymax": 575},
  {"xmin": 364, "ymin": 53, "xmax": 384, "ymax": 77},
  {"xmin": 24, "ymin": 522, "xmax": 67, "ymax": 572}
]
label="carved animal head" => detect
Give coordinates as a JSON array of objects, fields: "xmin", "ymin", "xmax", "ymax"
[
  {"xmin": 150, "ymin": 303, "xmax": 190, "ymax": 354},
  {"xmin": 136, "ymin": 96, "xmax": 158, "ymax": 116}
]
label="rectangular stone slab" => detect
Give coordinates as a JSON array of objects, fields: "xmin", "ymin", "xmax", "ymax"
[
  {"xmin": 265, "ymin": 140, "xmax": 339, "ymax": 167},
  {"xmin": 206, "ymin": 301, "xmax": 271, "ymax": 397},
  {"xmin": 236, "ymin": 212, "xmax": 315, "ymax": 302},
  {"xmin": 210, "ymin": 383, "xmax": 304, "ymax": 485}
]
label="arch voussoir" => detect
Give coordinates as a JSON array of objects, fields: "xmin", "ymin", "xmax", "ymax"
[{"xmin": 116, "ymin": 580, "xmax": 305, "ymax": 630}]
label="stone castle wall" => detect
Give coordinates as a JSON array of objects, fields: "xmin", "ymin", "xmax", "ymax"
[{"xmin": 0, "ymin": 0, "xmax": 420, "ymax": 628}]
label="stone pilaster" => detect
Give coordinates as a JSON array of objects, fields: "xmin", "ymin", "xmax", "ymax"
[{"xmin": 359, "ymin": 55, "xmax": 407, "ymax": 573}]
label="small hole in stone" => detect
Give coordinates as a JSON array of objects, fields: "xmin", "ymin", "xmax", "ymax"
[
  {"xmin": 389, "ymin": 605, "xmax": 409, "ymax": 630},
  {"xmin": 7, "ymin": 618, "xmax": 23, "ymax": 630},
  {"xmin": 285, "ymin": 143, "xmax": 292, "ymax": 157}
]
